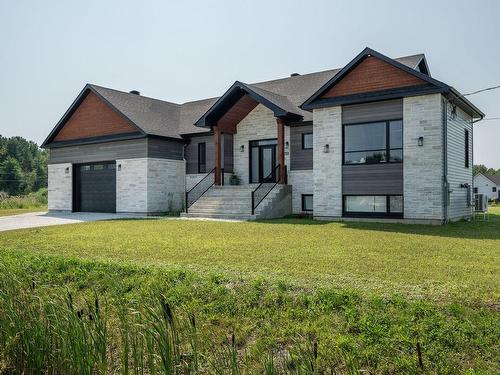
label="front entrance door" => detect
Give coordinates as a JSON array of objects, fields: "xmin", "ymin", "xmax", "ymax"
[{"xmin": 250, "ymin": 139, "xmax": 277, "ymax": 183}]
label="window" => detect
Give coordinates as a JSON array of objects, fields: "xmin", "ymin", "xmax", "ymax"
[
  {"xmin": 198, "ymin": 142, "xmax": 206, "ymax": 173},
  {"xmin": 302, "ymin": 194, "xmax": 313, "ymax": 211},
  {"xmin": 473, "ymin": 187, "xmax": 478, "ymax": 194},
  {"xmin": 302, "ymin": 133, "xmax": 313, "ymax": 149},
  {"xmin": 464, "ymin": 129, "xmax": 470, "ymax": 168},
  {"xmin": 344, "ymin": 120, "xmax": 402, "ymax": 164},
  {"xmin": 493, "ymin": 187, "xmax": 497, "ymax": 193},
  {"xmin": 343, "ymin": 195, "xmax": 403, "ymax": 217}
]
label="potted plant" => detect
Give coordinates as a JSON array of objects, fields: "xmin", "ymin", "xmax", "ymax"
[{"xmin": 230, "ymin": 173, "xmax": 240, "ymax": 185}]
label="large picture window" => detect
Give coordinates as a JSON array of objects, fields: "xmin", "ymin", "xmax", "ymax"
[
  {"xmin": 343, "ymin": 195, "xmax": 403, "ymax": 217},
  {"xmin": 344, "ymin": 120, "xmax": 402, "ymax": 164},
  {"xmin": 198, "ymin": 142, "xmax": 206, "ymax": 173}
]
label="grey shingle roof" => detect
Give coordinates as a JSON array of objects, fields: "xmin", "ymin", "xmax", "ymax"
[
  {"xmin": 86, "ymin": 54, "xmax": 432, "ymax": 137},
  {"xmin": 484, "ymin": 175, "xmax": 500, "ymax": 185}
]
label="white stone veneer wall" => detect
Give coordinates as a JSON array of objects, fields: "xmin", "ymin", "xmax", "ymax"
[
  {"xmin": 147, "ymin": 158, "xmax": 185, "ymax": 212},
  {"xmin": 233, "ymin": 104, "xmax": 277, "ymax": 185},
  {"xmin": 288, "ymin": 170, "xmax": 313, "ymax": 214},
  {"xmin": 403, "ymin": 94, "xmax": 444, "ymax": 221},
  {"xmin": 116, "ymin": 158, "xmax": 148, "ymax": 213},
  {"xmin": 48, "ymin": 163, "xmax": 73, "ymax": 211},
  {"xmin": 117, "ymin": 158, "xmax": 185, "ymax": 213},
  {"xmin": 312, "ymin": 106, "xmax": 343, "ymax": 218}
]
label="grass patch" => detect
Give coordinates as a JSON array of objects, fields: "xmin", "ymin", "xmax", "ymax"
[
  {"xmin": 0, "ymin": 251, "xmax": 498, "ymax": 374},
  {"xmin": 0, "ymin": 207, "xmax": 46, "ymax": 217},
  {"xmin": 0, "ymin": 208, "xmax": 498, "ymax": 303},
  {"xmin": 0, "ymin": 209, "xmax": 498, "ymax": 373},
  {"xmin": 0, "ymin": 188, "xmax": 47, "ymax": 211}
]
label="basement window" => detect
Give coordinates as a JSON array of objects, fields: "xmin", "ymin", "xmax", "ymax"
[
  {"xmin": 343, "ymin": 195, "xmax": 403, "ymax": 217},
  {"xmin": 302, "ymin": 194, "xmax": 313, "ymax": 211}
]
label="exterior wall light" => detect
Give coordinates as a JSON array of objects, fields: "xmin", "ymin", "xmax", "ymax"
[
  {"xmin": 285, "ymin": 141, "xmax": 289, "ymax": 150},
  {"xmin": 117, "ymin": 164, "xmax": 122, "ymax": 171},
  {"xmin": 65, "ymin": 167, "xmax": 70, "ymax": 174},
  {"xmin": 240, "ymin": 145, "xmax": 245, "ymax": 152},
  {"xmin": 418, "ymin": 137, "xmax": 424, "ymax": 147},
  {"xmin": 323, "ymin": 144, "xmax": 330, "ymax": 153}
]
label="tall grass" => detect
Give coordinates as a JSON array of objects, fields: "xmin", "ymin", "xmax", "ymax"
[
  {"xmin": 0, "ymin": 188, "xmax": 47, "ymax": 209},
  {"xmin": 0, "ymin": 271, "xmax": 342, "ymax": 374}
]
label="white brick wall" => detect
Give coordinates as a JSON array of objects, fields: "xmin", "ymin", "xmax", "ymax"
[
  {"xmin": 288, "ymin": 170, "xmax": 313, "ymax": 214},
  {"xmin": 48, "ymin": 163, "xmax": 72, "ymax": 211},
  {"xmin": 403, "ymin": 94, "xmax": 444, "ymax": 221},
  {"xmin": 116, "ymin": 158, "xmax": 148, "ymax": 213},
  {"xmin": 233, "ymin": 104, "xmax": 277, "ymax": 184},
  {"xmin": 147, "ymin": 158, "xmax": 185, "ymax": 212},
  {"xmin": 117, "ymin": 158, "xmax": 185, "ymax": 213},
  {"xmin": 312, "ymin": 106, "xmax": 343, "ymax": 218}
]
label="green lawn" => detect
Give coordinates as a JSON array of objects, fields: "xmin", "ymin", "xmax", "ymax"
[
  {"xmin": 0, "ymin": 207, "xmax": 47, "ymax": 216},
  {"xmin": 0, "ymin": 208, "xmax": 498, "ymax": 303},
  {"xmin": 0, "ymin": 209, "xmax": 498, "ymax": 373}
]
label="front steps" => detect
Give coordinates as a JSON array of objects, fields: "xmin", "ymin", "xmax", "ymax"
[{"xmin": 181, "ymin": 184, "xmax": 292, "ymax": 220}]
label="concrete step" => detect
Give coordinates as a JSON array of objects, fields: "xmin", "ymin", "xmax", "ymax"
[{"xmin": 180, "ymin": 212, "xmax": 256, "ymax": 220}]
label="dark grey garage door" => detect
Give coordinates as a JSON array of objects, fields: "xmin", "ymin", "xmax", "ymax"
[{"xmin": 74, "ymin": 162, "xmax": 116, "ymax": 213}]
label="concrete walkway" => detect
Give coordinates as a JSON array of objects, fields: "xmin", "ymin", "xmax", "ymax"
[{"xmin": 0, "ymin": 211, "xmax": 147, "ymax": 232}]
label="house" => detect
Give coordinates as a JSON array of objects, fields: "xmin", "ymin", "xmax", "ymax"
[
  {"xmin": 474, "ymin": 174, "xmax": 500, "ymax": 201},
  {"xmin": 42, "ymin": 48, "xmax": 484, "ymax": 224}
]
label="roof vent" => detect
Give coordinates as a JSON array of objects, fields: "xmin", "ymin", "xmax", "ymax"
[
  {"xmin": 290, "ymin": 73, "xmax": 300, "ymax": 77},
  {"xmin": 129, "ymin": 90, "xmax": 140, "ymax": 95}
]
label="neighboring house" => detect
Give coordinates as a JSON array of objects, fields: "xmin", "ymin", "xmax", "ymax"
[
  {"xmin": 43, "ymin": 47, "xmax": 484, "ymax": 224},
  {"xmin": 474, "ymin": 174, "xmax": 500, "ymax": 200}
]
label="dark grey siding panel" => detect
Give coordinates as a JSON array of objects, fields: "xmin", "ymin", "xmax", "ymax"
[
  {"xmin": 342, "ymin": 164, "xmax": 403, "ymax": 195},
  {"xmin": 49, "ymin": 139, "xmax": 148, "ymax": 164},
  {"xmin": 223, "ymin": 134, "xmax": 234, "ymax": 173},
  {"xmin": 290, "ymin": 125, "xmax": 313, "ymax": 170},
  {"xmin": 185, "ymin": 134, "xmax": 233, "ymax": 174},
  {"xmin": 185, "ymin": 135, "xmax": 214, "ymax": 174},
  {"xmin": 342, "ymin": 99, "xmax": 403, "ymax": 124},
  {"xmin": 147, "ymin": 138, "xmax": 184, "ymax": 160}
]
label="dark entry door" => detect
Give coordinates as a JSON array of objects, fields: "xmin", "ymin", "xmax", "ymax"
[
  {"xmin": 260, "ymin": 145, "xmax": 276, "ymax": 182},
  {"xmin": 74, "ymin": 162, "xmax": 116, "ymax": 213},
  {"xmin": 250, "ymin": 139, "xmax": 277, "ymax": 183}
]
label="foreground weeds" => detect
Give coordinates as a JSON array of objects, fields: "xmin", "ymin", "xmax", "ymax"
[{"xmin": 0, "ymin": 251, "xmax": 498, "ymax": 374}]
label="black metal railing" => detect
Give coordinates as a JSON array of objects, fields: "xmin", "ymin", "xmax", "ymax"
[
  {"xmin": 251, "ymin": 165, "xmax": 287, "ymax": 215},
  {"xmin": 185, "ymin": 167, "xmax": 215, "ymax": 212}
]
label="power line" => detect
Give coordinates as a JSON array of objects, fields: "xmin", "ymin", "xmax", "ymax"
[{"xmin": 463, "ymin": 85, "xmax": 500, "ymax": 96}]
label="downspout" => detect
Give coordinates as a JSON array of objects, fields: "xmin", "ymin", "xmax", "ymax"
[{"xmin": 443, "ymin": 99, "xmax": 449, "ymax": 224}]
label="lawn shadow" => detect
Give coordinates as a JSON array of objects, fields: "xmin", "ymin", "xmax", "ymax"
[{"xmin": 257, "ymin": 212, "xmax": 500, "ymax": 240}]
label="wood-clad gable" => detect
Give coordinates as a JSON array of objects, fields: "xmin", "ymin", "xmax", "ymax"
[
  {"xmin": 53, "ymin": 91, "xmax": 138, "ymax": 142},
  {"xmin": 321, "ymin": 56, "xmax": 426, "ymax": 99}
]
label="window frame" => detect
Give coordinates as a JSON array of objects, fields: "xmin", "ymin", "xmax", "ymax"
[
  {"xmin": 464, "ymin": 129, "xmax": 470, "ymax": 168},
  {"xmin": 493, "ymin": 187, "xmax": 497, "ymax": 193},
  {"xmin": 302, "ymin": 194, "xmax": 313, "ymax": 212},
  {"xmin": 197, "ymin": 142, "xmax": 206, "ymax": 174},
  {"xmin": 301, "ymin": 132, "xmax": 313, "ymax": 150},
  {"xmin": 342, "ymin": 195, "xmax": 404, "ymax": 218},
  {"xmin": 473, "ymin": 187, "xmax": 478, "ymax": 194},
  {"xmin": 342, "ymin": 119, "xmax": 403, "ymax": 165}
]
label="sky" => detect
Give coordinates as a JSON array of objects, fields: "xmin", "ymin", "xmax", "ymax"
[{"xmin": 1, "ymin": 0, "xmax": 499, "ymax": 168}]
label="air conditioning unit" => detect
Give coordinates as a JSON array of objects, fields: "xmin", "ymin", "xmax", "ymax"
[{"xmin": 474, "ymin": 194, "xmax": 488, "ymax": 212}]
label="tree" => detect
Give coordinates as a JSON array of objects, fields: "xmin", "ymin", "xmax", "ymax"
[{"xmin": 0, "ymin": 156, "xmax": 25, "ymax": 195}]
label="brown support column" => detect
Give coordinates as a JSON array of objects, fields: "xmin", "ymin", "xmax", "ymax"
[
  {"xmin": 214, "ymin": 126, "xmax": 222, "ymax": 185},
  {"xmin": 276, "ymin": 118, "xmax": 286, "ymax": 184}
]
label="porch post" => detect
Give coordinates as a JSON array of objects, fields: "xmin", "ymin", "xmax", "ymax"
[
  {"xmin": 276, "ymin": 118, "xmax": 286, "ymax": 184},
  {"xmin": 214, "ymin": 126, "xmax": 222, "ymax": 185}
]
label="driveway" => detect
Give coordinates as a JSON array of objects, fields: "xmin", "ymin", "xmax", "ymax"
[{"xmin": 0, "ymin": 211, "xmax": 147, "ymax": 232}]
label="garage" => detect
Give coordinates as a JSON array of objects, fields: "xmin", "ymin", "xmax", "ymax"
[{"xmin": 73, "ymin": 162, "xmax": 116, "ymax": 213}]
